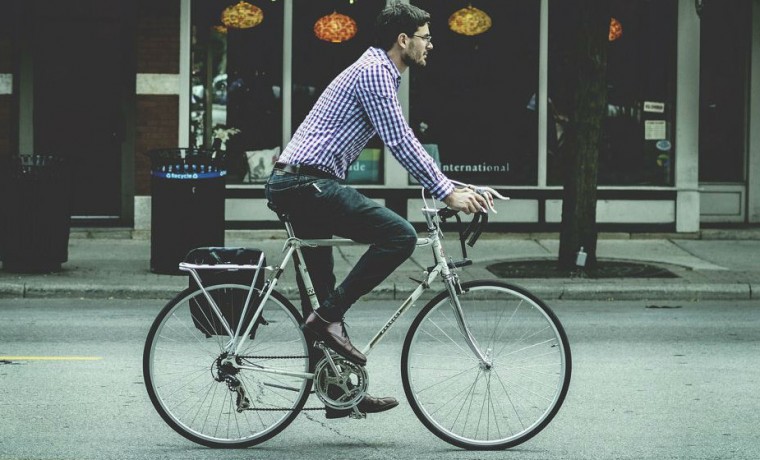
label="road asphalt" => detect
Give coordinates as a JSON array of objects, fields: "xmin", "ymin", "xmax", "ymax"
[{"xmin": 0, "ymin": 227, "xmax": 759, "ymax": 301}]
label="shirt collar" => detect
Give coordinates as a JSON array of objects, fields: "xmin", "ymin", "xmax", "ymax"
[{"xmin": 368, "ymin": 47, "xmax": 401, "ymax": 89}]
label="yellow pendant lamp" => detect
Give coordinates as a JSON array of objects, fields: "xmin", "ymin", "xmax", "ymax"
[
  {"xmin": 448, "ymin": 5, "xmax": 492, "ymax": 36},
  {"xmin": 221, "ymin": 1, "xmax": 264, "ymax": 30},
  {"xmin": 314, "ymin": 11, "xmax": 358, "ymax": 43}
]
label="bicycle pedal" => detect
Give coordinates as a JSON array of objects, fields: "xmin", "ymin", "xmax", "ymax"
[{"xmin": 349, "ymin": 407, "xmax": 366, "ymax": 419}]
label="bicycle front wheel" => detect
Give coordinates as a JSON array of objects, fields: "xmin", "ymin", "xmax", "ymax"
[
  {"xmin": 144, "ymin": 284, "xmax": 311, "ymax": 448},
  {"xmin": 402, "ymin": 280, "xmax": 571, "ymax": 450}
]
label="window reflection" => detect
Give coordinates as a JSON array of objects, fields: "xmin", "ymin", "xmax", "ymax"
[
  {"xmin": 291, "ymin": 0, "xmax": 387, "ymax": 185},
  {"xmin": 699, "ymin": 1, "xmax": 749, "ymax": 183},
  {"xmin": 191, "ymin": 0, "xmax": 283, "ymax": 184},
  {"xmin": 547, "ymin": 0, "xmax": 677, "ymax": 186},
  {"xmin": 410, "ymin": 1, "xmax": 540, "ymax": 186}
]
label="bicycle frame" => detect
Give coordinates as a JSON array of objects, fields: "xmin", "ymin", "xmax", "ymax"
[{"xmin": 181, "ymin": 207, "xmax": 491, "ymax": 382}]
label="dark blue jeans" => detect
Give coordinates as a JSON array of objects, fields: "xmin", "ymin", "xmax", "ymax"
[{"xmin": 265, "ymin": 170, "xmax": 417, "ymax": 322}]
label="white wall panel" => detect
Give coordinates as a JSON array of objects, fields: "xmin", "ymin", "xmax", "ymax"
[{"xmin": 545, "ymin": 199, "xmax": 675, "ymax": 224}]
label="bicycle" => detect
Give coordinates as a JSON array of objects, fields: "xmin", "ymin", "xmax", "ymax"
[{"xmin": 143, "ymin": 183, "xmax": 572, "ymax": 450}]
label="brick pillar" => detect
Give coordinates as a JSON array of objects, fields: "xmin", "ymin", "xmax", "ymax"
[
  {"xmin": 135, "ymin": 0, "xmax": 181, "ymax": 196},
  {"xmin": 0, "ymin": 6, "xmax": 15, "ymax": 160}
]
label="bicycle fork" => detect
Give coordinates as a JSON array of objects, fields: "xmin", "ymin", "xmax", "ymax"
[
  {"xmin": 443, "ymin": 273, "xmax": 492, "ymax": 369},
  {"xmin": 422, "ymin": 208, "xmax": 491, "ymax": 369}
]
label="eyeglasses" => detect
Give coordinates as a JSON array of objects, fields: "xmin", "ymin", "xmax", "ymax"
[{"xmin": 412, "ymin": 34, "xmax": 433, "ymax": 44}]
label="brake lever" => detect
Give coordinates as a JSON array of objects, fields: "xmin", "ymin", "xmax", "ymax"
[
  {"xmin": 461, "ymin": 212, "xmax": 481, "ymax": 243},
  {"xmin": 474, "ymin": 186, "xmax": 509, "ymax": 201},
  {"xmin": 471, "ymin": 186, "xmax": 509, "ymax": 214},
  {"xmin": 467, "ymin": 212, "xmax": 487, "ymax": 247}
]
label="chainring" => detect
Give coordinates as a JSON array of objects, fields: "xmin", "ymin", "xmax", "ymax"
[{"xmin": 313, "ymin": 354, "xmax": 368, "ymax": 410}]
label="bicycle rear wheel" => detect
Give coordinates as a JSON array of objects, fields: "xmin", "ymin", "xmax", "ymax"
[
  {"xmin": 144, "ymin": 284, "xmax": 311, "ymax": 448},
  {"xmin": 402, "ymin": 280, "xmax": 571, "ymax": 450}
]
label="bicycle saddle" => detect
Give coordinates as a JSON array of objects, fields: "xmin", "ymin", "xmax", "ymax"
[{"xmin": 266, "ymin": 202, "xmax": 291, "ymax": 223}]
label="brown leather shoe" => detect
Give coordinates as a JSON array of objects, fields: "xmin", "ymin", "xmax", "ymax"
[
  {"xmin": 325, "ymin": 394, "xmax": 399, "ymax": 419},
  {"xmin": 303, "ymin": 312, "xmax": 367, "ymax": 366}
]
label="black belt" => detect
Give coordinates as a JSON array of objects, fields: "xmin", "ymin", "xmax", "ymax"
[{"xmin": 274, "ymin": 162, "xmax": 336, "ymax": 180}]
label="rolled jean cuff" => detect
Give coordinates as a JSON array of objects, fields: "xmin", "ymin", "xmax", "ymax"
[{"xmin": 316, "ymin": 306, "xmax": 343, "ymax": 322}]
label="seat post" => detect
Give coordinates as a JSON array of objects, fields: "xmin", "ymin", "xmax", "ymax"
[
  {"xmin": 267, "ymin": 201, "xmax": 297, "ymax": 239},
  {"xmin": 284, "ymin": 220, "xmax": 297, "ymax": 239}
]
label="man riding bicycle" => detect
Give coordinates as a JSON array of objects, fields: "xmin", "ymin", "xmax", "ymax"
[{"xmin": 265, "ymin": 1, "xmax": 490, "ymax": 418}]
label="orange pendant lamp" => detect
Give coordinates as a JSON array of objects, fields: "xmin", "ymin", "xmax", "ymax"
[
  {"xmin": 448, "ymin": 5, "xmax": 492, "ymax": 36},
  {"xmin": 314, "ymin": 11, "xmax": 358, "ymax": 43},
  {"xmin": 221, "ymin": 1, "xmax": 264, "ymax": 30},
  {"xmin": 609, "ymin": 17, "xmax": 623, "ymax": 41}
]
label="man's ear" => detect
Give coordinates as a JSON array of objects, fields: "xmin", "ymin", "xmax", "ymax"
[{"xmin": 396, "ymin": 32, "xmax": 409, "ymax": 49}]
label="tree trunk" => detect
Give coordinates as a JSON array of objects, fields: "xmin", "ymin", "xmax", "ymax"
[{"xmin": 558, "ymin": 0, "xmax": 610, "ymax": 270}]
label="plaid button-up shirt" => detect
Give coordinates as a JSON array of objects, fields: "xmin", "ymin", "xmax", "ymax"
[{"xmin": 279, "ymin": 47, "xmax": 454, "ymax": 201}]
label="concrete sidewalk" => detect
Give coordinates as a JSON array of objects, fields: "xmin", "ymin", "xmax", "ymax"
[{"xmin": 0, "ymin": 228, "xmax": 759, "ymax": 301}]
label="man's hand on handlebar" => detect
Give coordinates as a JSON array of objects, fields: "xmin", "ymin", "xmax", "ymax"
[{"xmin": 443, "ymin": 187, "xmax": 493, "ymax": 215}]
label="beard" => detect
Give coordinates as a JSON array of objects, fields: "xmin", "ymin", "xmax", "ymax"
[{"xmin": 402, "ymin": 51, "xmax": 427, "ymax": 69}]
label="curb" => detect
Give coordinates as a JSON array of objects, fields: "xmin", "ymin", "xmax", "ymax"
[
  {"xmin": 553, "ymin": 283, "xmax": 753, "ymax": 301},
  {"xmin": 1, "ymin": 281, "xmax": 754, "ymax": 301},
  {"xmin": 0, "ymin": 283, "xmax": 183, "ymax": 300}
]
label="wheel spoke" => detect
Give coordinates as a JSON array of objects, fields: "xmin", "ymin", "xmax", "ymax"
[
  {"xmin": 145, "ymin": 285, "xmax": 311, "ymax": 447},
  {"xmin": 403, "ymin": 281, "xmax": 571, "ymax": 449}
]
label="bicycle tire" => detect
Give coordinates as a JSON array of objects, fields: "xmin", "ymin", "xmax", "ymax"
[
  {"xmin": 401, "ymin": 280, "xmax": 571, "ymax": 450},
  {"xmin": 144, "ymin": 284, "xmax": 311, "ymax": 448}
]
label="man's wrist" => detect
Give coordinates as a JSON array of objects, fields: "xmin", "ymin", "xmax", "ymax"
[
  {"xmin": 435, "ymin": 180, "xmax": 456, "ymax": 202},
  {"xmin": 442, "ymin": 190, "xmax": 458, "ymax": 206}
]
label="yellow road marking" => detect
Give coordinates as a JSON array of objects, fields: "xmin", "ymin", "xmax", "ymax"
[{"xmin": 0, "ymin": 356, "xmax": 103, "ymax": 361}]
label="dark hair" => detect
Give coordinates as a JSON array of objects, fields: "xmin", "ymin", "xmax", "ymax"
[{"xmin": 374, "ymin": 1, "xmax": 431, "ymax": 50}]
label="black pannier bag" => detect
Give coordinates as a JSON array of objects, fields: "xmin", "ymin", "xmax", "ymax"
[{"xmin": 184, "ymin": 248, "xmax": 267, "ymax": 338}]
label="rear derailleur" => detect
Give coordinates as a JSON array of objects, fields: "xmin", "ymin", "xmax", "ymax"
[{"xmin": 213, "ymin": 353, "xmax": 250, "ymax": 412}]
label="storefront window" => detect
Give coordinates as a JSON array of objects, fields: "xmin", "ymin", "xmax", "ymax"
[
  {"xmin": 291, "ymin": 0, "xmax": 387, "ymax": 185},
  {"xmin": 191, "ymin": 0, "xmax": 283, "ymax": 184},
  {"xmin": 547, "ymin": 0, "xmax": 677, "ymax": 186},
  {"xmin": 409, "ymin": 1, "xmax": 540, "ymax": 186},
  {"xmin": 699, "ymin": 1, "xmax": 750, "ymax": 182}
]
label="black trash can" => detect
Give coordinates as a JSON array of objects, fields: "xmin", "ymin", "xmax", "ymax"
[
  {"xmin": 148, "ymin": 148, "xmax": 226, "ymax": 275},
  {"xmin": 0, "ymin": 154, "xmax": 72, "ymax": 273}
]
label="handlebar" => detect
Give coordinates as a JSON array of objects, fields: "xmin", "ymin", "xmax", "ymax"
[
  {"xmin": 436, "ymin": 207, "xmax": 487, "ymax": 259},
  {"xmin": 424, "ymin": 181, "xmax": 509, "ymax": 257},
  {"xmin": 451, "ymin": 182, "xmax": 510, "ymax": 214}
]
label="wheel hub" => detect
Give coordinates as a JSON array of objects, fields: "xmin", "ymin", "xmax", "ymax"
[{"xmin": 479, "ymin": 347, "xmax": 494, "ymax": 371}]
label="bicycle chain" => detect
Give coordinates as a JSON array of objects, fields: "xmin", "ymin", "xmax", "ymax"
[
  {"xmin": 238, "ymin": 355, "xmax": 309, "ymax": 360},
  {"xmin": 236, "ymin": 354, "xmax": 319, "ymax": 411},
  {"xmin": 243, "ymin": 407, "xmax": 325, "ymax": 411}
]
